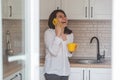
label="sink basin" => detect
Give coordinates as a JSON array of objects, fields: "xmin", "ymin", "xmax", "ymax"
[
  {"xmin": 70, "ymin": 59, "xmax": 103, "ymax": 64},
  {"xmin": 76, "ymin": 59, "xmax": 100, "ymax": 64}
]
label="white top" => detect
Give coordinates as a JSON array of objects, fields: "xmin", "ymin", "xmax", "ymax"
[{"xmin": 44, "ymin": 28, "xmax": 74, "ymax": 76}]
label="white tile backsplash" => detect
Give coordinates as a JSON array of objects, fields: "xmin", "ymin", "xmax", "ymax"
[
  {"xmin": 2, "ymin": 19, "xmax": 111, "ymax": 63},
  {"xmin": 40, "ymin": 20, "xmax": 112, "ymax": 58}
]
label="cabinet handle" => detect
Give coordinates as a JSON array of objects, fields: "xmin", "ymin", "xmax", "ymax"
[
  {"xmin": 89, "ymin": 70, "xmax": 90, "ymax": 80},
  {"xmin": 9, "ymin": 6, "xmax": 12, "ymax": 17},
  {"xmin": 83, "ymin": 70, "xmax": 84, "ymax": 80},
  {"xmin": 91, "ymin": 7, "xmax": 93, "ymax": 18},
  {"xmin": 19, "ymin": 73, "xmax": 22, "ymax": 80},
  {"xmin": 57, "ymin": 7, "xmax": 59, "ymax": 10},
  {"xmin": 10, "ymin": 74, "xmax": 18, "ymax": 80},
  {"xmin": 85, "ymin": 7, "xmax": 87, "ymax": 18}
]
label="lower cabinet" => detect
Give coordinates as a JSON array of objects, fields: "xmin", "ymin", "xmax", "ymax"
[
  {"xmin": 40, "ymin": 67, "xmax": 111, "ymax": 80},
  {"xmin": 40, "ymin": 67, "xmax": 45, "ymax": 80},
  {"xmin": 4, "ymin": 69, "xmax": 24, "ymax": 80},
  {"xmin": 69, "ymin": 68, "xmax": 85, "ymax": 80},
  {"xmin": 89, "ymin": 68, "xmax": 111, "ymax": 80},
  {"xmin": 69, "ymin": 68, "xmax": 111, "ymax": 80}
]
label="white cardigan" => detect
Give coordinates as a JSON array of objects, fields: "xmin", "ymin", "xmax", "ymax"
[{"xmin": 44, "ymin": 28, "xmax": 74, "ymax": 76}]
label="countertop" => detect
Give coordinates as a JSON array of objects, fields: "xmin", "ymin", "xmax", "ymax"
[
  {"xmin": 3, "ymin": 57, "xmax": 111, "ymax": 78},
  {"xmin": 3, "ymin": 61, "xmax": 22, "ymax": 78},
  {"xmin": 40, "ymin": 57, "xmax": 111, "ymax": 68}
]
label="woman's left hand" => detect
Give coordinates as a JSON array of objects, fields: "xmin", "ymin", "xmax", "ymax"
[{"xmin": 61, "ymin": 33, "xmax": 67, "ymax": 41}]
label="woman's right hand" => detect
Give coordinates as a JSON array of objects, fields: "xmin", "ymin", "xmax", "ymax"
[{"xmin": 55, "ymin": 22, "xmax": 62, "ymax": 37}]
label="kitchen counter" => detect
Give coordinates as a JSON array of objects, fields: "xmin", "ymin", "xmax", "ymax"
[
  {"xmin": 3, "ymin": 57, "xmax": 111, "ymax": 78},
  {"xmin": 3, "ymin": 61, "xmax": 22, "ymax": 78},
  {"xmin": 40, "ymin": 57, "xmax": 111, "ymax": 68}
]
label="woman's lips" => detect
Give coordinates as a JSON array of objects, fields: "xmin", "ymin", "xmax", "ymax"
[{"xmin": 61, "ymin": 22, "xmax": 66, "ymax": 23}]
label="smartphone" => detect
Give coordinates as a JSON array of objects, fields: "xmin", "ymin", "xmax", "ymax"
[{"xmin": 52, "ymin": 18, "xmax": 58, "ymax": 25}]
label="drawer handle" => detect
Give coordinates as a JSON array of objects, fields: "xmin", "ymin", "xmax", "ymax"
[
  {"xmin": 19, "ymin": 73, "xmax": 22, "ymax": 80},
  {"xmin": 83, "ymin": 70, "xmax": 84, "ymax": 80},
  {"xmin": 10, "ymin": 74, "xmax": 18, "ymax": 80},
  {"xmin": 89, "ymin": 70, "xmax": 90, "ymax": 80}
]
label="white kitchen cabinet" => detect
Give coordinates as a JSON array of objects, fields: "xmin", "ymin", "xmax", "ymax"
[
  {"xmin": 2, "ymin": 0, "xmax": 7, "ymax": 19},
  {"xmin": 62, "ymin": 0, "xmax": 112, "ymax": 20},
  {"xmin": 90, "ymin": 0, "xmax": 112, "ymax": 20},
  {"xmin": 40, "ymin": 67, "xmax": 45, "ymax": 80},
  {"xmin": 2, "ymin": 0, "xmax": 24, "ymax": 19},
  {"xmin": 62, "ymin": 0, "xmax": 88, "ymax": 20},
  {"xmin": 4, "ymin": 69, "xmax": 24, "ymax": 80},
  {"xmin": 40, "ymin": 0, "xmax": 61, "ymax": 19},
  {"xmin": 40, "ymin": 67, "xmax": 111, "ymax": 80},
  {"xmin": 69, "ymin": 68, "xmax": 111, "ymax": 80},
  {"xmin": 89, "ymin": 68, "xmax": 111, "ymax": 80},
  {"xmin": 69, "ymin": 68, "xmax": 85, "ymax": 80}
]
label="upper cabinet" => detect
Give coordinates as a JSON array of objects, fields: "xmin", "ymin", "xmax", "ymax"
[
  {"xmin": 90, "ymin": 0, "xmax": 112, "ymax": 20},
  {"xmin": 62, "ymin": 0, "xmax": 112, "ymax": 20},
  {"xmin": 40, "ymin": 0, "xmax": 62, "ymax": 19},
  {"xmin": 62, "ymin": 0, "xmax": 88, "ymax": 20},
  {"xmin": 3, "ymin": 0, "xmax": 111, "ymax": 20},
  {"xmin": 2, "ymin": 0, "xmax": 7, "ymax": 19},
  {"xmin": 2, "ymin": 0, "xmax": 24, "ymax": 19},
  {"xmin": 40, "ymin": 0, "xmax": 112, "ymax": 20}
]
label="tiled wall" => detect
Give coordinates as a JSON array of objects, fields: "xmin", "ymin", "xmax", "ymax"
[
  {"xmin": 40, "ymin": 20, "xmax": 112, "ymax": 58},
  {"xmin": 2, "ymin": 19, "xmax": 23, "ymax": 63},
  {"xmin": 2, "ymin": 19, "xmax": 111, "ymax": 63}
]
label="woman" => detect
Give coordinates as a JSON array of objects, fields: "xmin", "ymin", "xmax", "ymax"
[{"xmin": 44, "ymin": 9, "xmax": 74, "ymax": 80}]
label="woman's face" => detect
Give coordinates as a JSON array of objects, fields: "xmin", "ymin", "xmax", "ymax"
[{"xmin": 56, "ymin": 12, "xmax": 68, "ymax": 28}]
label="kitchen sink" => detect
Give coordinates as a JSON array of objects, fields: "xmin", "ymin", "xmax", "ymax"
[{"xmin": 70, "ymin": 59, "xmax": 104, "ymax": 64}]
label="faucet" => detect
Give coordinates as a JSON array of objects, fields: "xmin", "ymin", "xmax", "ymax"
[
  {"xmin": 6, "ymin": 30, "xmax": 14, "ymax": 55},
  {"xmin": 90, "ymin": 36, "xmax": 105, "ymax": 62}
]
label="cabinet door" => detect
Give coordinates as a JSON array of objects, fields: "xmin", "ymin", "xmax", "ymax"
[
  {"xmin": 90, "ymin": 0, "xmax": 112, "ymax": 20},
  {"xmin": 69, "ymin": 68, "xmax": 85, "ymax": 80},
  {"xmin": 4, "ymin": 70, "xmax": 23, "ymax": 80},
  {"xmin": 62, "ymin": 0, "xmax": 89, "ymax": 20},
  {"xmin": 40, "ymin": 0, "xmax": 61, "ymax": 19},
  {"xmin": 40, "ymin": 67, "xmax": 45, "ymax": 80},
  {"xmin": 2, "ymin": 0, "xmax": 8, "ymax": 19},
  {"xmin": 3, "ymin": 0, "xmax": 24, "ymax": 19},
  {"xmin": 89, "ymin": 68, "xmax": 112, "ymax": 80}
]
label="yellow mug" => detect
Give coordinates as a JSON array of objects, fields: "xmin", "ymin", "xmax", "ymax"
[{"xmin": 67, "ymin": 43, "xmax": 77, "ymax": 52}]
